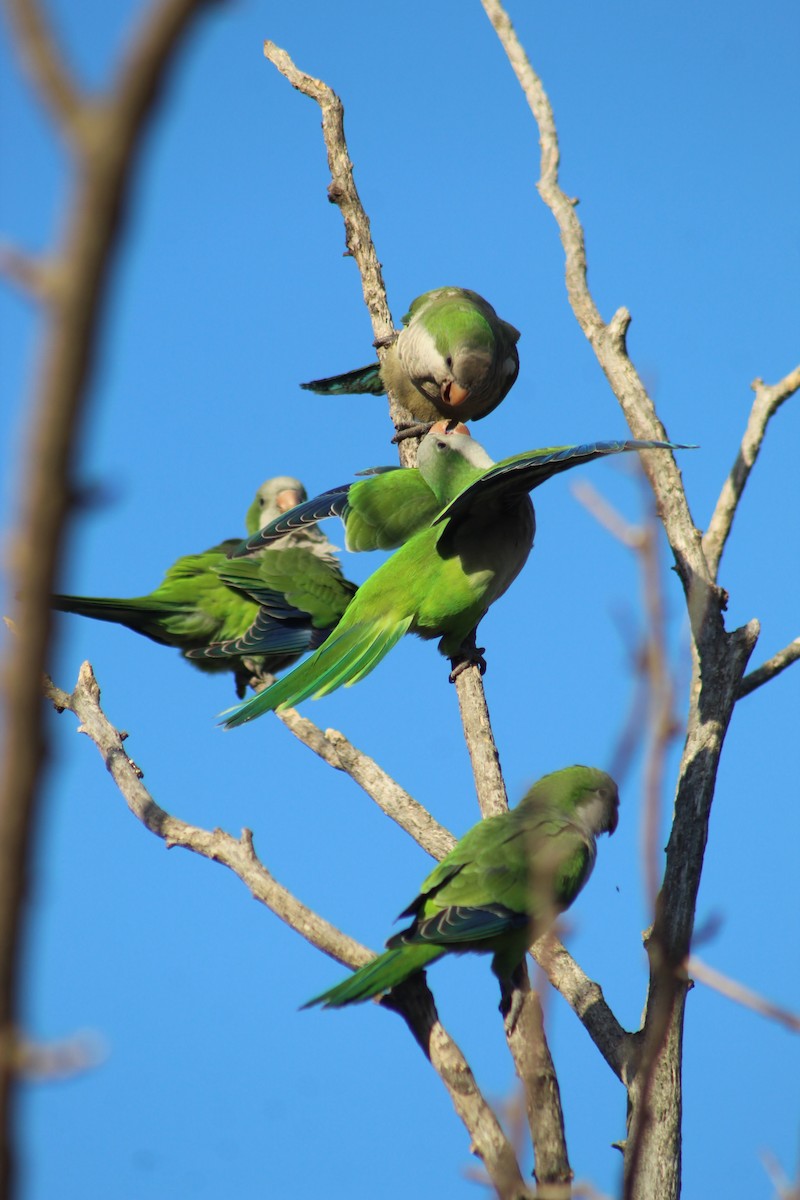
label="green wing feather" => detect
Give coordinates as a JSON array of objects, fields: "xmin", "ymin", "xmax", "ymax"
[
  {"xmin": 342, "ymin": 471, "xmax": 443, "ymax": 551},
  {"xmin": 231, "ymin": 469, "xmax": 440, "ymax": 557},
  {"xmin": 436, "ymin": 439, "xmax": 692, "ymax": 529},
  {"xmin": 220, "ymin": 613, "xmax": 414, "ymax": 726},
  {"xmin": 214, "ymin": 549, "xmax": 356, "ymax": 630}
]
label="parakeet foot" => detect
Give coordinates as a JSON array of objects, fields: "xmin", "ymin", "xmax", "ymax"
[
  {"xmin": 392, "ymin": 422, "xmax": 434, "ymax": 443},
  {"xmin": 448, "ymin": 643, "xmax": 487, "ymax": 682}
]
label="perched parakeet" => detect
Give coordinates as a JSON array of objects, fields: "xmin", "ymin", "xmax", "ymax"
[
  {"xmin": 185, "ymin": 543, "xmax": 356, "ymax": 669},
  {"xmin": 52, "ymin": 477, "xmax": 352, "ymax": 695},
  {"xmin": 301, "ymin": 287, "xmax": 520, "ymax": 425},
  {"xmin": 304, "ymin": 764, "xmax": 619, "ymax": 1013},
  {"xmin": 221, "ymin": 426, "xmax": 690, "ymax": 726}
]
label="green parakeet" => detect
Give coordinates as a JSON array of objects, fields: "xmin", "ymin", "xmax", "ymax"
[
  {"xmin": 301, "ymin": 287, "xmax": 520, "ymax": 425},
  {"xmin": 52, "ymin": 476, "xmax": 352, "ymax": 695},
  {"xmin": 304, "ymin": 764, "xmax": 619, "ymax": 1013},
  {"xmin": 221, "ymin": 425, "xmax": 690, "ymax": 726}
]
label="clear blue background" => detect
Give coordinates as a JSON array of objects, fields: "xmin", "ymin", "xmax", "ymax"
[{"xmin": 1, "ymin": 2, "xmax": 798, "ymax": 1197}]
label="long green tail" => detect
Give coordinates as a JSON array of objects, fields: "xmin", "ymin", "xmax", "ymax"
[
  {"xmin": 51, "ymin": 593, "xmax": 178, "ymax": 639},
  {"xmin": 220, "ymin": 615, "xmax": 413, "ymax": 727},
  {"xmin": 303, "ymin": 943, "xmax": 443, "ymax": 1008}
]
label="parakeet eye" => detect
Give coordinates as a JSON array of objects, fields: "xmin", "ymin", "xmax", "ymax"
[
  {"xmin": 435, "ymin": 439, "xmax": 448, "ymax": 451},
  {"xmin": 445, "ymin": 356, "xmax": 453, "ymax": 369}
]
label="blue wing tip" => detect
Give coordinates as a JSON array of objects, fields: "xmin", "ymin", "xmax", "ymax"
[{"xmin": 227, "ymin": 536, "xmax": 257, "ymax": 559}]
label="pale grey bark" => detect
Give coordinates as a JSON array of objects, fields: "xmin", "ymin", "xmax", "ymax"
[{"xmin": 46, "ymin": 665, "xmax": 534, "ymax": 1200}]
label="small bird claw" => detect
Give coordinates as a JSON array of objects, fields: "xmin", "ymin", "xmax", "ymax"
[
  {"xmin": 448, "ymin": 644, "xmax": 487, "ymax": 682},
  {"xmin": 392, "ymin": 422, "xmax": 434, "ymax": 444}
]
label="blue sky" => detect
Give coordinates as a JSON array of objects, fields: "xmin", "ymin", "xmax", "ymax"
[{"xmin": 2, "ymin": 2, "xmax": 798, "ymax": 1197}]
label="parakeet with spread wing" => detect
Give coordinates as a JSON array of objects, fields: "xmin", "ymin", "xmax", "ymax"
[{"xmin": 221, "ymin": 425, "xmax": 691, "ymax": 725}]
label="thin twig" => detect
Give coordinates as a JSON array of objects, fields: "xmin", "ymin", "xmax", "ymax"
[
  {"xmin": 0, "ymin": 244, "xmax": 54, "ymax": 299},
  {"xmin": 3, "ymin": 0, "xmax": 83, "ymax": 136},
  {"xmin": 262, "ymin": 40, "xmax": 419, "ymax": 458},
  {"xmin": 703, "ymin": 367, "xmax": 800, "ymax": 579},
  {"xmin": 533, "ymin": 936, "xmax": 634, "ymax": 1082},
  {"xmin": 276, "ymin": 708, "xmax": 456, "ymax": 860},
  {"xmin": 45, "ymin": 665, "xmax": 370, "ymax": 967},
  {"xmin": 737, "ymin": 637, "xmax": 800, "ymax": 699}
]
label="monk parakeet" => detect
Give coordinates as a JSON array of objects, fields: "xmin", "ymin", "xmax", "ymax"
[
  {"xmin": 301, "ymin": 287, "xmax": 520, "ymax": 425},
  {"xmin": 52, "ymin": 477, "xmax": 353, "ymax": 695},
  {"xmin": 221, "ymin": 426, "xmax": 690, "ymax": 726},
  {"xmin": 304, "ymin": 764, "xmax": 619, "ymax": 1013}
]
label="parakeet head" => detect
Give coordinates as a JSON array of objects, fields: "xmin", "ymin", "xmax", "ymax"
[
  {"xmin": 521, "ymin": 765, "xmax": 620, "ymax": 837},
  {"xmin": 416, "ymin": 423, "xmax": 495, "ymax": 505},
  {"xmin": 246, "ymin": 476, "xmax": 307, "ymax": 535}
]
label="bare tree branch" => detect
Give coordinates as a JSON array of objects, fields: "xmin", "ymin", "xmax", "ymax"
[
  {"xmin": 480, "ymin": 4, "xmax": 765, "ymax": 1198},
  {"xmin": 452, "ymin": 663, "xmax": 509, "ymax": 819},
  {"xmin": 262, "ymin": 40, "xmax": 418, "ymax": 457},
  {"xmin": 276, "ymin": 707, "xmax": 457, "ymax": 859},
  {"xmin": 533, "ymin": 937, "xmax": 634, "ymax": 1083},
  {"xmin": 503, "ymin": 980, "xmax": 572, "ymax": 1194},
  {"xmin": 48, "ymin": 664, "xmax": 534, "ymax": 1200},
  {"xmin": 262, "ymin": 40, "xmax": 564, "ymax": 1186},
  {"xmin": 703, "ymin": 367, "xmax": 800, "ymax": 578},
  {"xmin": 479, "ymin": 0, "xmax": 711, "ymax": 621},
  {"xmin": 737, "ymin": 637, "xmax": 800, "ymax": 699}
]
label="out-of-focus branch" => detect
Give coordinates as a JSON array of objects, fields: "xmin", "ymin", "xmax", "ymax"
[
  {"xmin": 276, "ymin": 707, "xmax": 457, "ymax": 860},
  {"xmin": 48, "ymin": 664, "xmax": 533, "ymax": 1200},
  {"xmin": 687, "ymin": 956, "xmax": 800, "ymax": 1035},
  {"xmin": 8, "ymin": 1031, "xmax": 105, "ymax": 1082},
  {"xmin": 738, "ymin": 637, "xmax": 800, "ymax": 699},
  {"xmin": 703, "ymin": 367, "xmax": 800, "ymax": 578},
  {"xmin": 761, "ymin": 1149, "xmax": 800, "ymax": 1200},
  {"xmin": 0, "ymin": 3, "xmax": 218, "ymax": 1193},
  {"xmin": 0, "ymin": 245, "xmax": 53, "ymax": 299},
  {"xmin": 4, "ymin": 0, "xmax": 82, "ymax": 135},
  {"xmin": 573, "ymin": 476, "xmax": 683, "ymax": 913}
]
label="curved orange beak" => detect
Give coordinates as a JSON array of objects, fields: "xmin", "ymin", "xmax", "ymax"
[
  {"xmin": 429, "ymin": 420, "xmax": 470, "ymax": 437},
  {"xmin": 275, "ymin": 488, "xmax": 304, "ymax": 512},
  {"xmin": 440, "ymin": 380, "xmax": 470, "ymax": 408}
]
